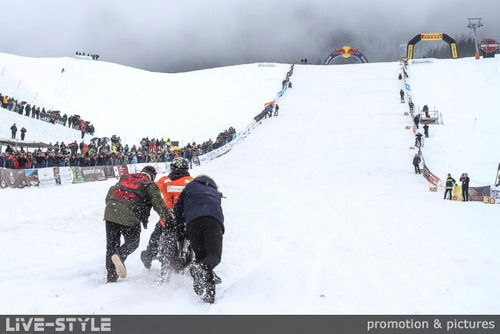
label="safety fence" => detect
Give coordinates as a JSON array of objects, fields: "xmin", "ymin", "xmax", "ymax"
[
  {"xmin": 401, "ymin": 60, "xmax": 499, "ymax": 203},
  {"xmin": 197, "ymin": 63, "xmax": 294, "ymax": 164},
  {"xmin": 0, "ymin": 162, "xmax": 169, "ymax": 189}
]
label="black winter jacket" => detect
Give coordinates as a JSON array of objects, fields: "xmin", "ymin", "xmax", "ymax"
[{"xmin": 174, "ymin": 175, "xmax": 224, "ymax": 230}]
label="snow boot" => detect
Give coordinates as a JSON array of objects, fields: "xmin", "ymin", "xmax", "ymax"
[
  {"xmin": 111, "ymin": 254, "xmax": 127, "ymax": 279},
  {"xmin": 141, "ymin": 250, "xmax": 153, "ymax": 270},
  {"xmin": 203, "ymin": 281, "xmax": 216, "ymax": 304},
  {"xmin": 191, "ymin": 263, "xmax": 217, "ymax": 303}
]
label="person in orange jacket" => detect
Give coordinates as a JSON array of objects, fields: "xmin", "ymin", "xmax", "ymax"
[{"xmin": 141, "ymin": 157, "xmax": 193, "ymax": 272}]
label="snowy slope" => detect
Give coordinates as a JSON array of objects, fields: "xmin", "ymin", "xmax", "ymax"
[
  {"xmin": 0, "ymin": 53, "xmax": 289, "ymax": 145},
  {"xmin": 0, "ymin": 56, "xmax": 499, "ymax": 314},
  {"xmin": 407, "ymin": 57, "xmax": 500, "ymax": 186},
  {"xmin": 0, "ymin": 108, "xmax": 90, "ymax": 145}
]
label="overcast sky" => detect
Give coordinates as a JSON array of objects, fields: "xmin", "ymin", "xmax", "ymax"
[{"xmin": 1, "ymin": 0, "xmax": 499, "ymax": 72}]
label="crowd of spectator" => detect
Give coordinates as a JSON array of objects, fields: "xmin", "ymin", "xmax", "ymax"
[
  {"xmin": 76, "ymin": 52, "xmax": 100, "ymax": 60},
  {"xmin": 1, "ymin": 92, "xmax": 95, "ymax": 137},
  {"xmin": 0, "ymin": 127, "xmax": 237, "ymax": 170}
]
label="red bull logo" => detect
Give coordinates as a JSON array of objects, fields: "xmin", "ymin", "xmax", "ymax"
[{"xmin": 334, "ymin": 45, "xmax": 360, "ymax": 58}]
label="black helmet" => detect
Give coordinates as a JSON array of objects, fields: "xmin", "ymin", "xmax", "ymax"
[
  {"xmin": 170, "ymin": 157, "xmax": 188, "ymax": 171},
  {"xmin": 141, "ymin": 165, "xmax": 157, "ymax": 180}
]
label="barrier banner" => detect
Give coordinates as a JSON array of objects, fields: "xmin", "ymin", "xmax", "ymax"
[
  {"xmin": 24, "ymin": 169, "xmax": 40, "ymax": 187},
  {"xmin": 102, "ymin": 166, "xmax": 116, "ymax": 178},
  {"xmin": 154, "ymin": 162, "xmax": 168, "ymax": 175},
  {"xmin": 71, "ymin": 167, "xmax": 85, "ymax": 184},
  {"xmin": 127, "ymin": 164, "xmax": 139, "ymax": 174},
  {"xmin": 491, "ymin": 187, "xmax": 500, "ymax": 204},
  {"xmin": 469, "ymin": 185, "xmax": 491, "ymax": 202},
  {"xmin": 422, "ymin": 164, "xmax": 440, "ymax": 186},
  {"xmin": 82, "ymin": 167, "xmax": 107, "ymax": 182},
  {"xmin": 38, "ymin": 168, "xmax": 57, "ymax": 187},
  {"xmin": 114, "ymin": 165, "xmax": 129, "ymax": 177},
  {"xmin": 0, "ymin": 169, "xmax": 28, "ymax": 188},
  {"xmin": 0, "ymin": 169, "xmax": 6, "ymax": 188},
  {"xmin": 59, "ymin": 167, "xmax": 74, "ymax": 185},
  {"xmin": 495, "ymin": 163, "xmax": 500, "ymax": 187}
]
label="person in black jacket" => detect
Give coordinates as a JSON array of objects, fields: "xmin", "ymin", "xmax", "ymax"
[
  {"xmin": 10, "ymin": 123, "xmax": 17, "ymax": 139},
  {"xmin": 400, "ymin": 89, "xmax": 405, "ymax": 102},
  {"xmin": 444, "ymin": 174, "xmax": 456, "ymax": 200},
  {"xmin": 459, "ymin": 173, "xmax": 470, "ymax": 201},
  {"xmin": 412, "ymin": 154, "xmax": 421, "ymax": 174},
  {"xmin": 20, "ymin": 127, "xmax": 27, "ymax": 141},
  {"xmin": 174, "ymin": 175, "xmax": 224, "ymax": 303}
]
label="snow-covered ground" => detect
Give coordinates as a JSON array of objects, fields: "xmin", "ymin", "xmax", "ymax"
[
  {"xmin": 0, "ymin": 54, "xmax": 499, "ymax": 314},
  {"xmin": 0, "ymin": 53, "xmax": 289, "ymax": 145},
  {"xmin": 407, "ymin": 57, "xmax": 500, "ymax": 186}
]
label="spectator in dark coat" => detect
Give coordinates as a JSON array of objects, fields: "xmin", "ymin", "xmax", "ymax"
[
  {"xmin": 423, "ymin": 123, "xmax": 429, "ymax": 138},
  {"xmin": 412, "ymin": 154, "xmax": 421, "ymax": 174},
  {"xmin": 10, "ymin": 123, "xmax": 17, "ymax": 139},
  {"xmin": 459, "ymin": 173, "xmax": 470, "ymax": 201},
  {"xmin": 20, "ymin": 127, "xmax": 27, "ymax": 141}
]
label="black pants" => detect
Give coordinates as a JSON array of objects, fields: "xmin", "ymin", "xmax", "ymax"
[
  {"xmin": 105, "ymin": 221, "xmax": 140, "ymax": 281},
  {"xmin": 187, "ymin": 217, "xmax": 223, "ymax": 272},
  {"xmin": 462, "ymin": 186, "xmax": 469, "ymax": 201},
  {"xmin": 414, "ymin": 164, "xmax": 420, "ymax": 174},
  {"xmin": 444, "ymin": 189, "xmax": 452, "ymax": 200},
  {"xmin": 145, "ymin": 221, "xmax": 164, "ymax": 259}
]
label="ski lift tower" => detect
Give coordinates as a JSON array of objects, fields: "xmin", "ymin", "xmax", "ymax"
[{"xmin": 467, "ymin": 18, "xmax": 483, "ymax": 59}]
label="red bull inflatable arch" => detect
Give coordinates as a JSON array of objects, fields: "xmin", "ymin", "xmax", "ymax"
[
  {"xmin": 324, "ymin": 46, "xmax": 369, "ymax": 64},
  {"xmin": 406, "ymin": 33, "xmax": 458, "ymax": 59}
]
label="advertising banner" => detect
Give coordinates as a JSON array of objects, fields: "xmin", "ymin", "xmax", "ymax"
[
  {"xmin": 421, "ymin": 33, "xmax": 443, "ymax": 41},
  {"xmin": 58, "ymin": 167, "xmax": 74, "ymax": 185},
  {"xmin": 82, "ymin": 167, "xmax": 107, "ymax": 182},
  {"xmin": 422, "ymin": 164, "xmax": 441, "ymax": 186},
  {"xmin": 37, "ymin": 168, "xmax": 57, "ymax": 187},
  {"xmin": 495, "ymin": 163, "xmax": 500, "ymax": 187},
  {"xmin": 490, "ymin": 187, "xmax": 500, "ymax": 204},
  {"xmin": 469, "ymin": 185, "xmax": 491, "ymax": 202},
  {"xmin": 0, "ymin": 169, "xmax": 28, "ymax": 188},
  {"xmin": 102, "ymin": 166, "xmax": 116, "ymax": 178},
  {"xmin": 114, "ymin": 165, "xmax": 129, "ymax": 177},
  {"xmin": 24, "ymin": 169, "xmax": 40, "ymax": 187},
  {"xmin": 71, "ymin": 167, "xmax": 85, "ymax": 184},
  {"xmin": 154, "ymin": 162, "xmax": 168, "ymax": 175},
  {"xmin": 0, "ymin": 169, "xmax": 7, "ymax": 188}
]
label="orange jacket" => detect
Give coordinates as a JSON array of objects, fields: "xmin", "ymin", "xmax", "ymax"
[
  {"xmin": 157, "ymin": 175, "xmax": 193, "ymax": 227},
  {"xmin": 157, "ymin": 175, "xmax": 193, "ymax": 208}
]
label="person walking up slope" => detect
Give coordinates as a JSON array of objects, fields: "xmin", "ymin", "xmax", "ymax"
[
  {"xmin": 141, "ymin": 157, "xmax": 193, "ymax": 275},
  {"xmin": 174, "ymin": 175, "xmax": 224, "ymax": 303},
  {"xmin": 104, "ymin": 166, "xmax": 173, "ymax": 283}
]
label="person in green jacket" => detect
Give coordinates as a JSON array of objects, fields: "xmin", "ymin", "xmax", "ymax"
[{"xmin": 104, "ymin": 165, "xmax": 173, "ymax": 283}]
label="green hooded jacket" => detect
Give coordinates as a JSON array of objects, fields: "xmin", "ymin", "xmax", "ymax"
[{"xmin": 104, "ymin": 175, "xmax": 172, "ymax": 228}]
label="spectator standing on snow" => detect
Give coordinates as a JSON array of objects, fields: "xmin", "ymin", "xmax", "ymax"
[
  {"xmin": 444, "ymin": 174, "xmax": 456, "ymax": 200},
  {"xmin": 400, "ymin": 89, "xmax": 405, "ymax": 102},
  {"xmin": 460, "ymin": 173, "xmax": 470, "ymax": 202},
  {"xmin": 415, "ymin": 132, "xmax": 423, "ymax": 148},
  {"xmin": 274, "ymin": 104, "xmax": 280, "ymax": 117},
  {"xmin": 10, "ymin": 123, "xmax": 17, "ymax": 139},
  {"xmin": 20, "ymin": 127, "xmax": 27, "ymax": 141},
  {"xmin": 413, "ymin": 154, "xmax": 421, "ymax": 174},
  {"xmin": 423, "ymin": 123, "xmax": 429, "ymax": 138}
]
